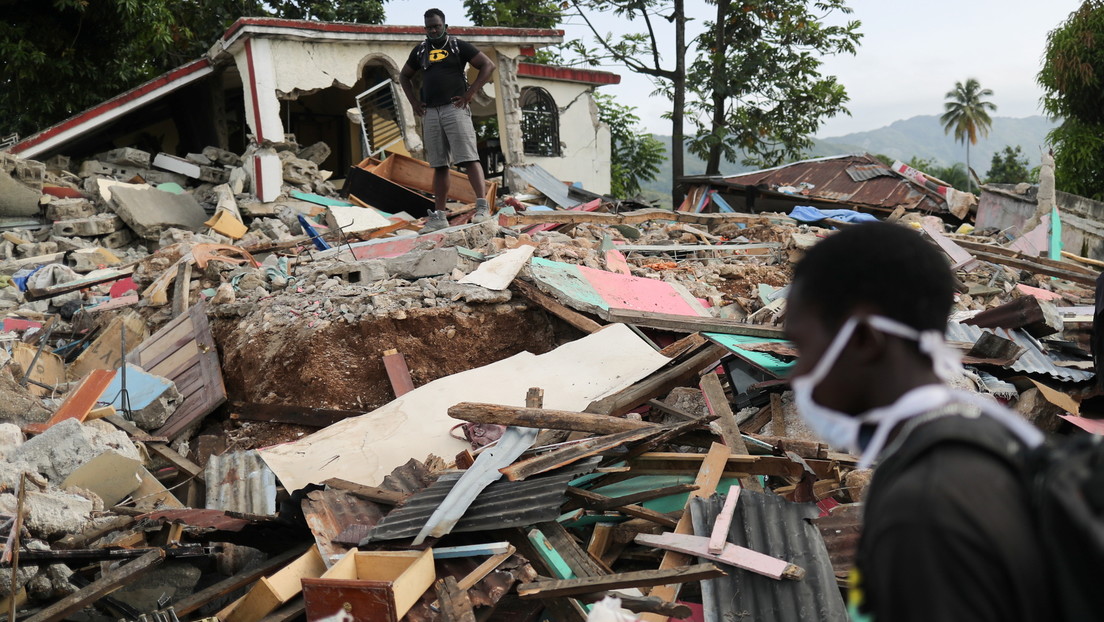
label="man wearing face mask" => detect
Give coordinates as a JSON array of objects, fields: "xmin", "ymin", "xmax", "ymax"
[
  {"xmin": 400, "ymin": 8, "xmax": 495, "ymax": 232},
  {"xmin": 785, "ymin": 222, "xmax": 1053, "ymax": 622}
]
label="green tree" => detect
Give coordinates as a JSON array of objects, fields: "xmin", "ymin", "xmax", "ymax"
[
  {"xmin": 571, "ymin": 0, "xmax": 691, "ymax": 208},
  {"xmin": 986, "ymin": 145, "xmax": 1031, "ymax": 184},
  {"xmin": 594, "ymin": 93, "xmax": 665, "ymax": 198},
  {"xmin": 463, "ymin": 0, "xmax": 563, "ymax": 28},
  {"xmin": 1038, "ymin": 1, "xmax": 1104, "ymax": 200},
  {"xmin": 688, "ymin": 0, "xmax": 861, "ymax": 173},
  {"xmin": 0, "ymin": 0, "xmax": 386, "ymax": 140},
  {"xmin": 940, "ymin": 78, "xmax": 997, "ymax": 191}
]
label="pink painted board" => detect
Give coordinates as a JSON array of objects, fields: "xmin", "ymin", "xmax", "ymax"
[
  {"xmin": 604, "ymin": 248, "xmax": 631, "ymax": 275},
  {"xmin": 579, "ymin": 265, "xmax": 706, "ymax": 317},
  {"xmin": 1060, "ymin": 414, "xmax": 1104, "ymax": 435},
  {"xmin": 708, "ymin": 485, "xmax": 741, "ymax": 554},
  {"xmin": 635, "ymin": 532, "xmax": 791, "ymax": 580},
  {"xmin": 1016, "ymin": 284, "xmax": 1064, "ymax": 301},
  {"xmin": 350, "ymin": 232, "xmax": 445, "ymax": 260}
]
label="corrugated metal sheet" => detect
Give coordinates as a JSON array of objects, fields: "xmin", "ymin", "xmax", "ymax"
[
  {"xmin": 947, "ymin": 322, "xmax": 1095, "ymax": 383},
  {"xmin": 380, "ymin": 457, "xmax": 439, "ymax": 494},
  {"xmin": 205, "ymin": 450, "xmax": 277, "ymax": 516},
  {"xmin": 360, "ymin": 459, "xmax": 599, "ymax": 544},
  {"xmin": 510, "ymin": 163, "xmax": 581, "ymax": 208},
  {"xmin": 303, "ymin": 488, "xmax": 386, "ymax": 566},
  {"xmin": 141, "ymin": 509, "xmax": 254, "ymax": 531},
  {"xmin": 846, "ymin": 164, "xmax": 894, "ymax": 182},
  {"xmin": 690, "ymin": 491, "xmax": 847, "ymax": 622},
  {"xmin": 717, "ymin": 154, "xmax": 946, "ymax": 213},
  {"xmin": 810, "ymin": 503, "xmax": 863, "ymax": 585}
]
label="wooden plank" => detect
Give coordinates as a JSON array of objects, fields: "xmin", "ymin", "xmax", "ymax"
[
  {"xmin": 537, "ymin": 522, "xmax": 608, "ymax": 577},
  {"xmin": 517, "ymin": 563, "xmax": 725, "ymax": 599},
  {"xmin": 566, "ymin": 484, "xmax": 698, "ymax": 512},
  {"xmin": 68, "ymin": 312, "xmax": 147, "ymax": 380},
  {"xmin": 627, "ymin": 452, "xmax": 840, "ymax": 479},
  {"xmin": 967, "ymin": 247, "xmax": 1098, "ymax": 286},
  {"xmin": 658, "ymin": 333, "xmax": 707, "ymax": 359},
  {"xmin": 603, "ymin": 309, "xmax": 787, "ymax": 338},
  {"xmin": 103, "ymin": 414, "xmax": 168, "ymax": 443},
  {"xmin": 435, "ymin": 576, "xmax": 477, "ymax": 622},
  {"xmin": 640, "ymin": 442, "xmax": 730, "ymax": 622},
  {"xmin": 171, "ymin": 261, "xmax": 192, "ymax": 318},
  {"xmin": 770, "ymin": 392, "xmax": 785, "ymax": 437},
  {"xmin": 24, "ymin": 267, "xmax": 134, "ymax": 301},
  {"xmin": 146, "ymin": 442, "xmax": 204, "ymax": 481},
  {"xmin": 636, "ymin": 532, "xmax": 804, "ymax": 581},
  {"xmin": 955, "ymin": 238, "xmax": 1098, "ymax": 275},
  {"xmin": 699, "ymin": 372, "xmax": 748, "ymax": 454},
  {"xmin": 24, "ymin": 369, "xmax": 116, "ymax": 435},
  {"xmin": 921, "ymin": 222, "xmax": 979, "ymax": 271},
  {"xmin": 448, "ymin": 402, "xmax": 657, "ymax": 435},
  {"xmin": 566, "ymin": 487, "xmax": 679, "ymax": 528},
  {"xmin": 23, "ymin": 550, "xmax": 163, "ymax": 622},
  {"xmin": 231, "ymin": 402, "xmax": 362, "ymax": 428},
  {"xmin": 322, "ymin": 478, "xmax": 406, "ymax": 506},
  {"xmin": 586, "ymin": 344, "xmax": 727, "ymax": 417},
  {"xmin": 500, "ymin": 425, "xmax": 668, "ymax": 482},
  {"xmin": 382, "ymin": 349, "xmax": 415, "ymax": 397},
  {"xmin": 708, "ymin": 485, "xmax": 741, "ymax": 554},
  {"xmin": 587, "ymin": 523, "xmax": 615, "ymax": 566},
  {"xmin": 512, "ymin": 279, "xmax": 602, "ymax": 334}
]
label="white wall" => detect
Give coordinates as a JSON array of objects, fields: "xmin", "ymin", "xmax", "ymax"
[{"xmin": 517, "ymin": 78, "xmax": 612, "ymax": 196}]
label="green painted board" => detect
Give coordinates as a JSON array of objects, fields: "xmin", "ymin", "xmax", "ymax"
[
  {"xmin": 704, "ymin": 332, "xmax": 795, "ymax": 376},
  {"xmin": 290, "ymin": 191, "xmax": 355, "ymax": 207},
  {"xmin": 530, "ymin": 257, "xmax": 610, "ymax": 311}
]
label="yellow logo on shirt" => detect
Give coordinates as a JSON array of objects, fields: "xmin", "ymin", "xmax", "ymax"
[{"xmin": 429, "ymin": 49, "xmax": 449, "ymax": 62}]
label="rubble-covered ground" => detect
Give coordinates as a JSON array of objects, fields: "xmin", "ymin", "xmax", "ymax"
[{"xmin": 0, "ymin": 141, "xmax": 1099, "ymax": 621}]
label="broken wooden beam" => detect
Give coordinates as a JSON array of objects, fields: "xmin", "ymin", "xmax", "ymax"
[
  {"xmin": 565, "ymin": 484, "xmax": 698, "ymax": 512},
  {"xmin": 708, "ymin": 485, "xmax": 741, "ymax": 555},
  {"xmin": 382, "ymin": 348, "xmax": 415, "ymax": 397},
  {"xmin": 517, "ymin": 563, "xmax": 725, "ymax": 599},
  {"xmin": 585, "ymin": 344, "xmax": 728, "ymax": 417},
  {"xmin": 448, "ymin": 403, "xmax": 657, "ymax": 435},
  {"xmin": 321, "ymin": 478, "xmax": 407, "ymax": 506},
  {"xmin": 602, "ymin": 309, "xmax": 787, "ymax": 338},
  {"xmin": 500, "ymin": 208, "xmax": 788, "ymax": 228},
  {"xmin": 512, "ymin": 279, "xmax": 602, "ymax": 334},
  {"xmin": 435, "ymin": 576, "xmax": 477, "ymax": 622},
  {"xmin": 500, "ymin": 425, "xmax": 668, "ymax": 481},
  {"xmin": 24, "ymin": 549, "xmax": 163, "ymax": 622},
  {"xmin": 565, "ymin": 487, "xmax": 680, "ymax": 528},
  {"xmin": 699, "ymin": 372, "xmax": 748, "ymax": 454},
  {"xmin": 966, "ymin": 247, "xmax": 1098, "ymax": 286},
  {"xmin": 229, "ymin": 402, "xmax": 362, "ymax": 428}
]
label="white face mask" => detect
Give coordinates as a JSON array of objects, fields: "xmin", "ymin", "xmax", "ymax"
[{"xmin": 791, "ymin": 315, "xmax": 964, "ymax": 462}]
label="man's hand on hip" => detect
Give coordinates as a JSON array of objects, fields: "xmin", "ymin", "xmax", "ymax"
[
  {"xmin": 411, "ymin": 101, "xmax": 427, "ymax": 117},
  {"xmin": 451, "ymin": 93, "xmax": 472, "ymax": 109}
]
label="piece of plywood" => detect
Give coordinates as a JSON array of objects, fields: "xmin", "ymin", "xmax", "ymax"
[
  {"xmin": 12, "ymin": 343, "xmax": 64, "ymax": 396},
  {"xmin": 259, "ymin": 324, "xmax": 670, "ymax": 492},
  {"xmin": 61, "ymin": 450, "xmax": 142, "ymax": 506},
  {"xmin": 69, "ymin": 312, "xmax": 148, "ymax": 380},
  {"xmin": 529, "ymin": 257, "xmax": 710, "ymax": 319},
  {"xmin": 127, "ymin": 301, "xmax": 225, "ymax": 440},
  {"xmin": 459, "ymin": 245, "xmax": 536, "ymax": 291},
  {"xmin": 635, "ymin": 532, "xmax": 801, "ymax": 580},
  {"xmin": 381, "ymin": 350, "xmax": 414, "ymax": 398},
  {"xmin": 130, "ymin": 467, "xmax": 184, "ymax": 511}
]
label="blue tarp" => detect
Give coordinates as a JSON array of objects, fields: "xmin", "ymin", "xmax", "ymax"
[{"xmin": 789, "ymin": 205, "xmax": 879, "ymax": 224}]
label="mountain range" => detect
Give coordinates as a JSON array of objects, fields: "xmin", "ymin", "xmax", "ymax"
[{"xmin": 639, "ymin": 115, "xmax": 1056, "ymax": 203}]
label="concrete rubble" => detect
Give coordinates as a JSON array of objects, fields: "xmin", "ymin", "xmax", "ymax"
[{"xmin": 0, "ymin": 134, "xmax": 1100, "ymax": 622}]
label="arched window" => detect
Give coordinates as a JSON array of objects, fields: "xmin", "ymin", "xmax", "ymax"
[{"xmin": 520, "ymin": 87, "xmax": 560, "ymax": 157}]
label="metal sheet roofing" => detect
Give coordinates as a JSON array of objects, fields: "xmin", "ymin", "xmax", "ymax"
[
  {"xmin": 946, "ymin": 322, "xmax": 1095, "ymax": 383},
  {"xmin": 702, "ymin": 154, "xmax": 948, "ymax": 213},
  {"xmin": 141, "ymin": 509, "xmax": 254, "ymax": 532},
  {"xmin": 510, "ymin": 163, "xmax": 582, "ymax": 208},
  {"xmin": 205, "ymin": 450, "xmax": 277, "ymax": 517},
  {"xmin": 361, "ymin": 459, "xmax": 599, "ymax": 544},
  {"xmin": 690, "ymin": 491, "xmax": 847, "ymax": 622}
]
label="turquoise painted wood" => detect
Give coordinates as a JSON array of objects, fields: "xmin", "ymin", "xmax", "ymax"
[
  {"xmin": 102, "ymin": 363, "xmax": 174, "ymax": 410},
  {"xmin": 704, "ymin": 333, "xmax": 796, "ymax": 376}
]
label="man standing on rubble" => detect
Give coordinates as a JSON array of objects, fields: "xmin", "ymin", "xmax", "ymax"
[
  {"xmin": 399, "ymin": 8, "xmax": 495, "ymax": 232},
  {"xmin": 784, "ymin": 222, "xmax": 1053, "ymax": 622}
]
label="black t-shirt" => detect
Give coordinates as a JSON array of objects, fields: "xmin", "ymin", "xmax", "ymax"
[
  {"xmin": 405, "ymin": 37, "xmax": 480, "ymax": 107},
  {"xmin": 851, "ymin": 409, "xmax": 1053, "ymax": 622}
]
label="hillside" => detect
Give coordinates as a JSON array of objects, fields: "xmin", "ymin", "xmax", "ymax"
[{"xmin": 638, "ymin": 115, "xmax": 1056, "ymax": 205}]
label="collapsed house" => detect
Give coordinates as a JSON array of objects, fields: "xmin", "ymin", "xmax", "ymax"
[{"xmin": 0, "ymin": 18, "xmax": 1101, "ymax": 622}]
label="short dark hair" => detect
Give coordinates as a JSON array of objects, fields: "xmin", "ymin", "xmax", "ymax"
[
  {"xmin": 425, "ymin": 8, "xmax": 445, "ymax": 21},
  {"xmin": 790, "ymin": 222, "xmax": 955, "ymax": 333}
]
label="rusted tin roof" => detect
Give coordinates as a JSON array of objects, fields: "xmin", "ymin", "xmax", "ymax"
[
  {"xmin": 205, "ymin": 450, "xmax": 277, "ymax": 517},
  {"xmin": 811, "ymin": 503, "xmax": 863, "ymax": 585},
  {"xmin": 946, "ymin": 322, "xmax": 1095, "ymax": 383},
  {"xmin": 141, "ymin": 509, "xmax": 255, "ymax": 532},
  {"xmin": 689, "ymin": 490, "xmax": 848, "ymax": 622},
  {"xmin": 686, "ymin": 154, "xmax": 948, "ymax": 214}
]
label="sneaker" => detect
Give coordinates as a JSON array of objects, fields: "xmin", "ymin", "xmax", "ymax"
[
  {"xmin": 472, "ymin": 198, "xmax": 491, "ymax": 223},
  {"xmin": 422, "ymin": 210, "xmax": 450, "ymax": 233}
]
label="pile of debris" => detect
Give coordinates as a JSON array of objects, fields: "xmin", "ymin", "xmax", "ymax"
[{"xmin": 0, "ymin": 142, "xmax": 1099, "ymax": 622}]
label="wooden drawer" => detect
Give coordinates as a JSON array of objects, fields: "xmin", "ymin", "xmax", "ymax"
[{"xmin": 302, "ymin": 549, "xmax": 434, "ymax": 622}]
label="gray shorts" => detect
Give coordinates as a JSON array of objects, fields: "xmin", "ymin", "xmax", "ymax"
[{"xmin": 422, "ymin": 104, "xmax": 479, "ymax": 168}]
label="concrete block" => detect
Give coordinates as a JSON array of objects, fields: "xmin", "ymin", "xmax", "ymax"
[
  {"xmin": 49, "ymin": 236, "xmax": 93, "ymax": 252},
  {"xmin": 68, "ymin": 247, "xmax": 122, "ymax": 273},
  {"xmin": 298, "ymin": 141, "xmax": 331, "ymax": 165},
  {"xmin": 100, "ymin": 228, "xmax": 135, "ymax": 249},
  {"xmin": 96, "ymin": 147, "xmax": 151, "ymax": 168},
  {"xmin": 112, "ymin": 564, "xmax": 202, "ymax": 612},
  {"xmin": 0, "ymin": 489, "xmax": 93, "ymax": 539},
  {"xmin": 101, "ymin": 364, "xmax": 181, "ymax": 430},
  {"xmin": 11, "ymin": 418, "xmax": 140, "ymax": 484},
  {"xmin": 325, "ymin": 260, "xmax": 388, "ymax": 284},
  {"xmin": 203, "ymin": 146, "xmax": 243, "ymax": 167},
  {"xmin": 437, "ymin": 280, "xmax": 513, "ymax": 304},
  {"xmin": 155, "ymin": 152, "xmax": 228, "ymax": 183},
  {"xmin": 0, "ymin": 423, "xmax": 24, "ymax": 460},
  {"xmin": 44, "ymin": 198, "xmax": 95, "ymax": 221},
  {"xmin": 15, "ymin": 242, "xmax": 58, "ymax": 258},
  {"xmin": 0, "ymin": 167, "xmax": 41, "ymax": 217},
  {"xmin": 44, "ymin": 155, "xmax": 71, "ymax": 174},
  {"xmin": 14, "ymin": 159, "xmax": 45, "ymax": 190},
  {"xmin": 186, "ymin": 152, "xmax": 212, "ymax": 165},
  {"xmin": 109, "ymin": 185, "xmax": 208, "ymax": 240},
  {"xmin": 384, "ymin": 247, "xmax": 464, "ymax": 279},
  {"xmin": 79, "ymin": 159, "xmax": 188, "ymax": 186},
  {"xmin": 53, "ymin": 214, "xmax": 125, "ymax": 237}
]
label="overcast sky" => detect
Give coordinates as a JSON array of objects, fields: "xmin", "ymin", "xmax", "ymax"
[{"xmin": 385, "ymin": 0, "xmax": 1082, "ymax": 138}]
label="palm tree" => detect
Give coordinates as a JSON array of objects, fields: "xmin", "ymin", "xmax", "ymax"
[{"xmin": 940, "ymin": 78, "xmax": 997, "ymax": 191}]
